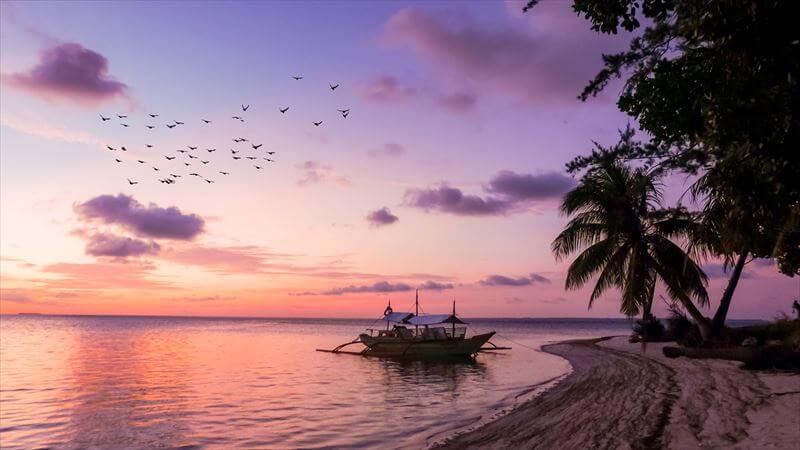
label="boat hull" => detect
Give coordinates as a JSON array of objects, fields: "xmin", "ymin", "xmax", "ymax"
[{"xmin": 359, "ymin": 332, "xmax": 495, "ymax": 358}]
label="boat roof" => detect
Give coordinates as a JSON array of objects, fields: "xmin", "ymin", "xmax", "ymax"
[
  {"xmin": 382, "ymin": 312, "xmax": 414, "ymax": 323},
  {"xmin": 406, "ymin": 314, "xmax": 467, "ymax": 325}
]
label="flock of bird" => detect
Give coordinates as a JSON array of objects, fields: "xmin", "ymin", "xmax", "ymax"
[{"xmin": 101, "ymin": 76, "xmax": 351, "ymax": 186}]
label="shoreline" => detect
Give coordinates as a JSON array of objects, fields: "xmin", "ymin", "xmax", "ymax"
[{"xmin": 434, "ymin": 337, "xmax": 800, "ymax": 449}]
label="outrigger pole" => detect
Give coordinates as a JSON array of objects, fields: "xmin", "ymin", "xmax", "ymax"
[
  {"xmin": 415, "ymin": 289, "xmax": 419, "ymax": 335},
  {"xmin": 452, "ymin": 299, "xmax": 456, "ymax": 339}
]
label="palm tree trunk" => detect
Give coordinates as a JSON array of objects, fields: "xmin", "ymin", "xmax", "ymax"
[
  {"xmin": 677, "ymin": 297, "xmax": 712, "ymax": 340},
  {"xmin": 712, "ymin": 250, "xmax": 749, "ymax": 332}
]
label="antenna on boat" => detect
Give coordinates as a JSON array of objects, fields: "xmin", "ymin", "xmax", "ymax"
[{"xmin": 452, "ymin": 299, "xmax": 456, "ymax": 339}]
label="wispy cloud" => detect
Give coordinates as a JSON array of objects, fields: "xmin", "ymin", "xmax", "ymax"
[
  {"xmin": 368, "ymin": 142, "xmax": 406, "ymax": 158},
  {"xmin": 296, "ymin": 161, "xmax": 350, "ymax": 187},
  {"xmin": 479, "ymin": 273, "xmax": 550, "ymax": 286}
]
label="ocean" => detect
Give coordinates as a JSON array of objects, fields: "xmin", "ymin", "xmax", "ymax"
[{"xmin": 0, "ymin": 315, "xmax": 636, "ymax": 449}]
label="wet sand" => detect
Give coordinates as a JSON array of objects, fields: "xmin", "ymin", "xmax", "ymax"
[{"xmin": 435, "ymin": 337, "xmax": 800, "ymax": 449}]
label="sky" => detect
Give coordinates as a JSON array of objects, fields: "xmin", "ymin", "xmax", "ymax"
[{"xmin": 0, "ymin": 0, "xmax": 796, "ymax": 319}]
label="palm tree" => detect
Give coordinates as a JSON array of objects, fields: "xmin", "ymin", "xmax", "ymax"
[{"xmin": 552, "ymin": 160, "xmax": 710, "ymax": 330}]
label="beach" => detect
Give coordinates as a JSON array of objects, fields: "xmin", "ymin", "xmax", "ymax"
[{"xmin": 436, "ymin": 337, "xmax": 800, "ymax": 449}]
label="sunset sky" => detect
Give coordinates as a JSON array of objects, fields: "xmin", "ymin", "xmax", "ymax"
[{"xmin": 1, "ymin": 1, "xmax": 796, "ymax": 319}]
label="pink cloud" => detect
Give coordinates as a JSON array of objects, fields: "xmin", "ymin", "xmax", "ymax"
[
  {"xmin": 358, "ymin": 75, "xmax": 417, "ymax": 102},
  {"xmin": 295, "ymin": 161, "xmax": 350, "ymax": 187},
  {"xmin": 2, "ymin": 43, "xmax": 131, "ymax": 106},
  {"xmin": 383, "ymin": 8, "xmax": 627, "ymax": 104},
  {"xmin": 84, "ymin": 232, "xmax": 160, "ymax": 258},
  {"xmin": 438, "ymin": 91, "xmax": 477, "ymax": 113},
  {"xmin": 368, "ymin": 142, "xmax": 406, "ymax": 158}
]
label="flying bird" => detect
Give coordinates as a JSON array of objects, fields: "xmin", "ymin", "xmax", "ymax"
[
  {"xmin": 165, "ymin": 156, "xmax": 176, "ymax": 160},
  {"xmin": 166, "ymin": 124, "xmax": 176, "ymax": 129},
  {"xmin": 121, "ymin": 146, "xmax": 127, "ymax": 151},
  {"xmin": 127, "ymin": 178, "xmax": 138, "ymax": 185},
  {"xmin": 137, "ymin": 160, "xmax": 146, "ymax": 164},
  {"xmin": 115, "ymin": 158, "xmax": 122, "ymax": 163},
  {"xmin": 232, "ymin": 156, "xmax": 242, "ymax": 160},
  {"xmin": 246, "ymin": 156, "xmax": 256, "ymax": 160},
  {"xmin": 106, "ymin": 145, "xmax": 116, "ymax": 151},
  {"xmin": 188, "ymin": 154, "xmax": 198, "ymax": 159},
  {"xmin": 342, "ymin": 111, "xmax": 349, "ymax": 118},
  {"xmin": 201, "ymin": 160, "xmax": 210, "ymax": 164},
  {"xmin": 337, "ymin": 108, "xmax": 350, "ymax": 114},
  {"xmin": 219, "ymin": 171, "xmax": 229, "ymax": 175},
  {"xmin": 121, "ymin": 123, "xmax": 129, "ymax": 127},
  {"xmin": 100, "ymin": 114, "xmax": 111, "ymax": 121},
  {"xmin": 242, "ymin": 104, "xmax": 249, "ymax": 111},
  {"xmin": 174, "ymin": 120, "xmax": 185, "ymax": 125},
  {"xmin": 329, "ymin": 83, "xmax": 339, "ymax": 91},
  {"xmin": 170, "ymin": 174, "xmax": 181, "ymax": 178},
  {"xmin": 279, "ymin": 107, "xmax": 289, "ymax": 114},
  {"xmin": 232, "ymin": 116, "xmax": 242, "ymax": 120},
  {"xmin": 177, "ymin": 149, "xmax": 187, "ymax": 153},
  {"xmin": 206, "ymin": 148, "xmax": 217, "ymax": 152},
  {"xmin": 184, "ymin": 162, "xmax": 191, "ymax": 166},
  {"xmin": 149, "ymin": 114, "xmax": 159, "ymax": 118},
  {"xmin": 313, "ymin": 121, "xmax": 323, "ymax": 126},
  {"xmin": 264, "ymin": 158, "xmax": 274, "ymax": 162},
  {"xmin": 117, "ymin": 114, "xmax": 127, "ymax": 119},
  {"xmin": 204, "ymin": 179, "xmax": 214, "ymax": 184},
  {"xmin": 153, "ymin": 167, "xmax": 160, "ymax": 171},
  {"xmin": 231, "ymin": 150, "xmax": 239, "ymax": 154},
  {"xmin": 146, "ymin": 125, "xmax": 155, "ymax": 129},
  {"xmin": 252, "ymin": 143, "xmax": 262, "ymax": 150},
  {"xmin": 146, "ymin": 144, "xmax": 153, "ymax": 148},
  {"xmin": 254, "ymin": 165, "xmax": 263, "ymax": 169},
  {"xmin": 291, "ymin": 76, "xmax": 303, "ymax": 80},
  {"xmin": 266, "ymin": 151, "xmax": 275, "ymax": 155},
  {"xmin": 202, "ymin": 119, "xmax": 211, "ymax": 124},
  {"xmin": 188, "ymin": 146, "xmax": 198, "ymax": 150},
  {"xmin": 189, "ymin": 173, "xmax": 200, "ymax": 177}
]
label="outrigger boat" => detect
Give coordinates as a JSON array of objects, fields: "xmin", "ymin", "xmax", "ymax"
[{"xmin": 318, "ymin": 290, "xmax": 509, "ymax": 359}]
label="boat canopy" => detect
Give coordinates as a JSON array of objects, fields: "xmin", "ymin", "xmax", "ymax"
[
  {"xmin": 383, "ymin": 312, "xmax": 414, "ymax": 323},
  {"xmin": 406, "ymin": 314, "xmax": 467, "ymax": 326}
]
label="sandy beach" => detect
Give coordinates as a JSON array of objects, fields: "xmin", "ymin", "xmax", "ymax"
[{"xmin": 436, "ymin": 337, "xmax": 800, "ymax": 449}]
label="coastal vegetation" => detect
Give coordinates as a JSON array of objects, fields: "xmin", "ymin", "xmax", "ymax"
[{"xmin": 534, "ymin": 0, "xmax": 799, "ymax": 346}]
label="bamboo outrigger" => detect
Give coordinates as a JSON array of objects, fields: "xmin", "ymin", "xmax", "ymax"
[{"xmin": 317, "ymin": 290, "xmax": 510, "ymax": 359}]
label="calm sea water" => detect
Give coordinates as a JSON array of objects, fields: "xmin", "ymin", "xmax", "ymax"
[{"xmin": 0, "ymin": 315, "xmax": 634, "ymax": 449}]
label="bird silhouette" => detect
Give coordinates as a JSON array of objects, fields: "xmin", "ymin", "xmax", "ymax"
[
  {"xmin": 264, "ymin": 158, "xmax": 274, "ymax": 162},
  {"xmin": 292, "ymin": 76, "xmax": 303, "ymax": 80},
  {"xmin": 165, "ymin": 156, "xmax": 176, "ymax": 160},
  {"xmin": 266, "ymin": 151, "xmax": 275, "ymax": 155},
  {"xmin": 206, "ymin": 148, "xmax": 217, "ymax": 152},
  {"xmin": 121, "ymin": 146, "xmax": 127, "ymax": 151},
  {"xmin": 149, "ymin": 114, "xmax": 159, "ymax": 118},
  {"xmin": 337, "ymin": 108, "xmax": 350, "ymax": 114},
  {"xmin": 188, "ymin": 146, "xmax": 198, "ymax": 150},
  {"xmin": 330, "ymin": 83, "xmax": 339, "ymax": 91},
  {"xmin": 231, "ymin": 150, "xmax": 239, "ymax": 154},
  {"xmin": 146, "ymin": 125, "xmax": 155, "ymax": 129},
  {"xmin": 166, "ymin": 124, "xmax": 176, "ymax": 129},
  {"xmin": 153, "ymin": 167, "xmax": 160, "ymax": 171},
  {"xmin": 100, "ymin": 114, "xmax": 111, "ymax": 121},
  {"xmin": 117, "ymin": 114, "xmax": 127, "ymax": 119},
  {"xmin": 219, "ymin": 171, "xmax": 230, "ymax": 175},
  {"xmin": 313, "ymin": 121, "xmax": 323, "ymax": 126},
  {"xmin": 115, "ymin": 158, "xmax": 122, "ymax": 163},
  {"xmin": 137, "ymin": 160, "xmax": 146, "ymax": 164},
  {"xmin": 170, "ymin": 174, "xmax": 181, "ymax": 178},
  {"xmin": 252, "ymin": 143, "xmax": 262, "ymax": 150},
  {"xmin": 202, "ymin": 119, "xmax": 211, "ymax": 124},
  {"xmin": 177, "ymin": 150, "xmax": 188, "ymax": 153},
  {"xmin": 232, "ymin": 156, "xmax": 242, "ymax": 160},
  {"xmin": 201, "ymin": 160, "xmax": 210, "ymax": 164},
  {"xmin": 254, "ymin": 165, "xmax": 263, "ymax": 169},
  {"xmin": 106, "ymin": 145, "xmax": 116, "ymax": 151},
  {"xmin": 188, "ymin": 154, "xmax": 198, "ymax": 159},
  {"xmin": 242, "ymin": 104, "xmax": 249, "ymax": 111},
  {"xmin": 189, "ymin": 173, "xmax": 200, "ymax": 177},
  {"xmin": 246, "ymin": 156, "xmax": 257, "ymax": 160},
  {"xmin": 184, "ymin": 162, "xmax": 191, "ymax": 166},
  {"xmin": 174, "ymin": 120, "xmax": 185, "ymax": 125},
  {"xmin": 146, "ymin": 144, "xmax": 153, "ymax": 148},
  {"xmin": 127, "ymin": 178, "xmax": 138, "ymax": 185},
  {"xmin": 279, "ymin": 107, "xmax": 290, "ymax": 113},
  {"xmin": 232, "ymin": 116, "xmax": 242, "ymax": 120},
  {"xmin": 238, "ymin": 137, "xmax": 248, "ymax": 142},
  {"xmin": 121, "ymin": 123, "xmax": 129, "ymax": 127},
  {"xmin": 204, "ymin": 179, "xmax": 214, "ymax": 184},
  {"xmin": 342, "ymin": 111, "xmax": 349, "ymax": 118}
]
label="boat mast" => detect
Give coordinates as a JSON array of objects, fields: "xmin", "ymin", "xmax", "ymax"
[
  {"xmin": 452, "ymin": 299, "xmax": 456, "ymax": 339},
  {"xmin": 415, "ymin": 289, "xmax": 419, "ymax": 335}
]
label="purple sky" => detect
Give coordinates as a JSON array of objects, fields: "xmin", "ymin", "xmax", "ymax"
[{"xmin": 0, "ymin": 1, "xmax": 796, "ymax": 319}]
